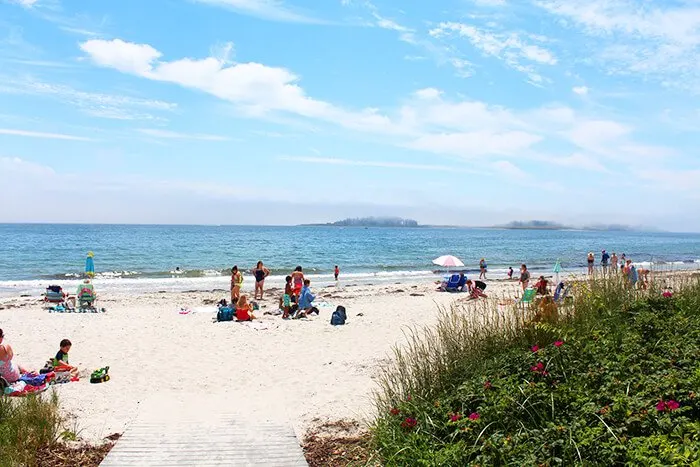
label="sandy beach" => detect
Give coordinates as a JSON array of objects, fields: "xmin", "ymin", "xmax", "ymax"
[{"xmin": 0, "ymin": 277, "xmax": 530, "ymax": 443}]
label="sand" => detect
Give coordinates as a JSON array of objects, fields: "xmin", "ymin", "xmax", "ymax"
[{"xmin": 0, "ymin": 277, "xmax": 527, "ymax": 442}]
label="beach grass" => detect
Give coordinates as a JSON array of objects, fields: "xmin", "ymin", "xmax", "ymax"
[
  {"xmin": 0, "ymin": 391, "xmax": 66, "ymax": 466},
  {"xmin": 371, "ymin": 272, "xmax": 700, "ymax": 465}
]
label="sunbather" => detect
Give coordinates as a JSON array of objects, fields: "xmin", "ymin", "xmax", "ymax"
[
  {"xmin": 534, "ymin": 276, "xmax": 549, "ymax": 295},
  {"xmin": 236, "ymin": 295, "xmax": 256, "ymax": 321},
  {"xmin": 0, "ymin": 329, "xmax": 28, "ymax": 384}
]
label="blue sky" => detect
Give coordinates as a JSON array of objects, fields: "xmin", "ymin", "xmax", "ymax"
[{"xmin": 0, "ymin": 0, "xmax": 698, "ymax": 230}]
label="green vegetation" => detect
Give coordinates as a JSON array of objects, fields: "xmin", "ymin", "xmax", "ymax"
[
  {"xmin": 0, "ymin": 391, "xmax": 67, "ymax": 466},
  {"xmin": 372, "ymin": 275, "xmax": 700, "ymax": 465}
]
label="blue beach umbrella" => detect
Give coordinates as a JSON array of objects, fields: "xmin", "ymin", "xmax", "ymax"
[{"xmin": 85, "ymin": 251, "xmax": 95, "ymax": 278}]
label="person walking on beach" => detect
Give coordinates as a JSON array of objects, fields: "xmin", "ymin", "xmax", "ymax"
[
  {"xmin": 519, "ymin": 264, "xmax": 530, "ymax": 291},
  {"xmin": 611, "ymin": 252, "xmax": 618, "ymax": 272},
  {"xmin": 601, "ymin": 250, "xmax": 610, "ymax": 273},
  {"xmin": 252, "ymin": 261, "xmax": 270, "ymax": 300},
  {"xmin": 507, "ymin": 267, "xmax": 514, "ymax": 280},
  {"xmin": 620, "ymin": 253, "xmax": 626, "ymax": 272},
  {"xmin": 587, "ymin": 252, "xmax": 595, "ymax": 275},
  {"xmin": 479, "ymin": 258, "xmax": 487, "ymax": 280},
  {"xmin": 230, "ymin": 266, "xmax": 243, "ymax": 303},
  {"xmin": 334, "ymin": 265, "xmax": 340, "ymax": 281}
]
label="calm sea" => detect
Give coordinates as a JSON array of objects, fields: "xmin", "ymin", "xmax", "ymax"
[{"xmin": 0, "ymin": 224, "xmax": 699, "ymax": 296}]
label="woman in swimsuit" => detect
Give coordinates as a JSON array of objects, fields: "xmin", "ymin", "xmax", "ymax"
[
  {"xmin": 230, "ymin": 266, "xmax": 243, "ymax": 303},
  {"xmin": 0, "ymin": 328, "xmax": 27, "ymax": 384},
  {"xmin": 252, "ymin": 261, "xmax": 270, "ymax": 300},
  {"xmin": 587, "ymin": 252, "xmax": 595, "ymax": 275},
  {"xmin": 291, "ymin": 266, "xmax": 304, "ymax": 298}
]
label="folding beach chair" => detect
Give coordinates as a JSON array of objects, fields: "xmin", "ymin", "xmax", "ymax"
[{"xmin": 521, "ymin": 288, "xmax": 537, "ymax": 304}]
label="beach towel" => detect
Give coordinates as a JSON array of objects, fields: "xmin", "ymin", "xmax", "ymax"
[{"xmin": 5, "ymin": 381, "xmax": 48, "ymax": 397}]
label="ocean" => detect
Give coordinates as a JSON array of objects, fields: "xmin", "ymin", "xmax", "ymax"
[{"xmin": 1, "ymin": 224, "xmax": 699, "ymax": 297}]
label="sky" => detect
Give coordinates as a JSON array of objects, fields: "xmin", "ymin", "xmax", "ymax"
[{"xmin": 0, "ymin": 0, "xmax": 699, "ymax": 230}]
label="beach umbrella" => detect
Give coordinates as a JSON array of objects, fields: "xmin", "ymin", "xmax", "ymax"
[
  {"xmin": 85, "ymin": 251, "xmax": 95, "ymax": 278},
  {"xmin": 433, "ymin": 255, "xmax": 465, "ymax": 268},
  {"xmin": 553, "ymin": 260, "xmax": 562, "ymax": 284}
]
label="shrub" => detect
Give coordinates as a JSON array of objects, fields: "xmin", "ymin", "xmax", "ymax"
[{"xmin": 372, "ymin": 275, "xmax": 700, "ymax": 465}]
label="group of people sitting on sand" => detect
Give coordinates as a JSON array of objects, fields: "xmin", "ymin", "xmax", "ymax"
[
  {"xmin": 437, "ymin": 273, "xmax": 489, "ymax": 300},
  {"xmin": 0, "ymin": 329, "xmax": 79, "ymax": 389},
  {"xmin": 228, "ymin": 263, "xmax": 319, "ymax": 321}
]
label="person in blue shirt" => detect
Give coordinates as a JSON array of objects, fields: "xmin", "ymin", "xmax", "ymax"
[{"xmin": 296, "ymin": 279, "xmax": 318, "ymax": 317}]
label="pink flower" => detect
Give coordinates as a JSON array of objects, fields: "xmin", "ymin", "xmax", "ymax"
[
  {"xmin": 530, "ymin": 362, "xmax": 545, "ymax": 373},
  {"xmin": 554, "ymin": 341, "xmax": 564, "ymax": 347},
  {"xmin": 406, "ymin": 395, "xmax": 412, "ymax": 402},
  {"xmin": 390, "ymin": 408, "xmax": 400, "ymax": 416},
  {"xmin": 656, "ymin": 399, "xmax": 680, "ymax": 412},
  {"xmin": 531, "ymin": 345, "xmax": 539, "ymax": 353},
  {"xmin": 483, "ymin": 380, "xmax": 492, "ymax": 390},
  {"xmin": 449, "ymin": 412, "xmax": 462, "ymax": 422},
  {"xmin": 469, "ymin": 412, "xmax": 480, "ymax": 421},
  {"xmin": 401, "ymin": 417, "xmax": 417, "ymax": 429},
  {"xmin": 666, "ymin": 400, "xmax": 680, "ymax": 411}
]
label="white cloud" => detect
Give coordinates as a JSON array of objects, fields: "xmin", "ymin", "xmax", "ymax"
[
  {"xmin": 193, "ymin": 0, "xmax": 322, "ymax": 23},
  {"xmin": 406, "ymin": 131, "xmax": 542, "ymax": 158},
  {"xmin": 0, "ymin": 156, "xmax": 54, "ymax": 178},
  {"xmin": 137, "ymin": 129, "xmax": 229, "ymax": 141},
  {"xmin": 7, "ymin": 0, "xmax": 38, "ymax": 7},
  {"xmin": 80, "ymin": 38, "xmax": 401, "ymax": 135},
  {"xmin": 493, "ymin": 160, "xmax": 527, "ymax": 178},
  {"xmin": 572, "ymin": 85, "xmax": 589, "ymax": 95},
  {"xmin": 0, "ymin": 79, "xmax": 177, "ymax": 120},
  {"xmin": 413, "ymin": 88, "xmax": 442, "ymax": 100},
  {"xmin": 0, "ymin": 128, "xmax": 94, "ymax": 141},
  {"xmin": 536, "ymin": 0, "xmax": 700, "ymax": 90},
  {"xmin": 429, "ymin": 22, "xmax": 556, "ymax": 83},
  {"xmin": 277, "ymin": 156, "xmax": 483, "ymax": 173},
  {"xmin": 549, "ymin": 153, "xmax": 607, "ymax": 172}
]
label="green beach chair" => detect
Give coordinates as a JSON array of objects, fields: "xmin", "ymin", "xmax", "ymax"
[{"xmin": 521, "ymin": 288, "xmax": 537, "ymax": 304}]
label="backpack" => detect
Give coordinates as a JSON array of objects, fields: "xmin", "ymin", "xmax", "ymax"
[
  {"xmin": 330, "ymin": 306, "xmax": 347, "ymax": 326},
  {"xmin": 217, "ymin": 306, "xmax": 235, "ymax": 322}
]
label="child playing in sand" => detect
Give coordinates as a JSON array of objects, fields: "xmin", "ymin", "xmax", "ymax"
[
  {"xmin": 54, "ymin": 339, "xmax": 79, "ymax": 379},
  {"xmin": 279, "ymin": 275, "xmax": 293, "ymax": 319},
  {"xmin": 236, "ymin": 295, "xmax": 256, "ymax": 322}
]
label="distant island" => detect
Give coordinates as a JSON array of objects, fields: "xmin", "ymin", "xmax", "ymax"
[
  {"xmin": 303, "ymin": 216, "xmax": 419, "ymax": 227},
  {"xmin": 495, "ymin": 220, "xmax": 637, "ymax": 231}
]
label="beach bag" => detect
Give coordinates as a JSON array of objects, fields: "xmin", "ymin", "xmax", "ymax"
[
  {"xmin": 217, "ymin": 306, "xmax": 235, "ymax": 322},
  {"xmin": 330, "ymin": 306, "xmax": 347, "ymax": 326}
]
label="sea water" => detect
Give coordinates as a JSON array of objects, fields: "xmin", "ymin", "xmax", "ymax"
[{"xmin": 0, "ymin": 224, "xmax": 699, "ymax": 297}]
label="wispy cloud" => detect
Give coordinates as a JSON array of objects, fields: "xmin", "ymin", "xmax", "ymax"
[
  {"xmin": 6, "ymin": 0, "xmax": 39, "ymax": 8},
  {"xmin": 193, "ymin": 0, "xmax": 324, "ymax": 23},
  {"xmin": 0, "ymin": 79, "xmax": 177, "ymax": 120},
  {"xmin": 429, "ymin": 22, "xmax": 556, "ymax": 84},
  {"xmin": 0, "ymin": 128, "xmax": 94, "ymax": 141},
  {"xmin": 278, "ymin": 156, "xmax": 483, "ymax": 173},
  {"xmin": 137, "ymin": 128, "xmax": 230, "ymax": 141},
  {"xmin": 535, "ymin": 0, "xmax": 700, "ymax": 91}
]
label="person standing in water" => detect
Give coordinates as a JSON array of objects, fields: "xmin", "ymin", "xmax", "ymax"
[
  {"xmin": 587, "ymin": 252, "xmax": 595, "ymax": 275},
  {"xmin": 334, "ymin": 265, "xmax": 340, "ymax": 281},
  {"xmin": 252, "ymin": 261, "xmax": 270, "ymax": 300}
]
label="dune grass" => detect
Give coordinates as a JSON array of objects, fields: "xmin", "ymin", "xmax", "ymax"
[{"xmin": 372, "ymin": 273, "xmax": 700, "ymax": 465}]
